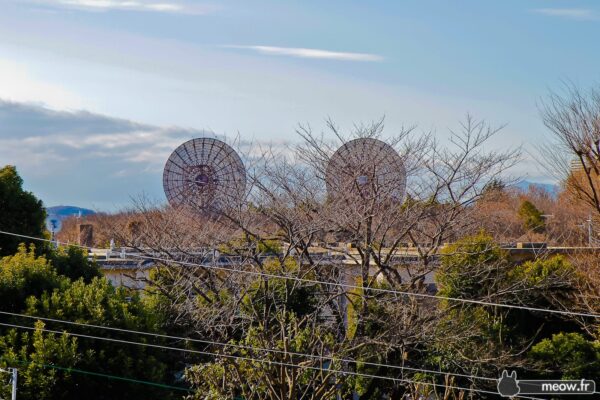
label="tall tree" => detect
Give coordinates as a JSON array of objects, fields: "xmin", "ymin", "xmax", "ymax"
[
  {"xmin": 518, "ymin": 200, "xmax": 546, "ymax": 233},
  {"xmin": 0, "ymin": 246, "xmax": 181, "ymax": 399},
  {"xmin": 0, "ymin": 166, "xmax": 46, "ymax": 257},
  {"xmin": 539, "ymin": 84, "xmax": 600, "ymax": 217}
]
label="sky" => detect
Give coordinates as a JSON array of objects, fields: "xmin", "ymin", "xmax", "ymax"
[{"xmin": 0, "ymin": 0, "xmax": 599, "ymax": 210}]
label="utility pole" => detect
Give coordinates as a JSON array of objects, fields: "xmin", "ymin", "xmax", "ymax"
[
  {"xmin": 0, "ymin": 367, "xmax": 17, "ymax": 400},
  {"xmin": 47, "ymin": 218, "xmax": 60, "ymax": 249},
  {"xmin": 10, "ymin": 368, "xmax": 16, "ymax": 400},
  {"xmin": 587, "ymin": 214, "xmax": 593, "ymax": 247},
  {"xmin": 578, "ymin": 215, "xmax": 595, "ymax": 247}
]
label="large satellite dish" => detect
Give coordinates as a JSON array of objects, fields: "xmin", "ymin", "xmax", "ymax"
[
  {"xmin": 326, "ymin": 138, "xmax": 406, "ymax": 203},
  {"xmin": 163, "ymin": 138, "xmax": 246, "ymax": 211},
  {"xmin": 45, "ymin": 215, "xmax": 62, "ymax": 234}
]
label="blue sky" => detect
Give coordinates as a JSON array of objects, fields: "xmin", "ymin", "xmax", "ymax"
[{"xmin": 0, "ymin": 0, "xmax": 598, "ymax": 210}]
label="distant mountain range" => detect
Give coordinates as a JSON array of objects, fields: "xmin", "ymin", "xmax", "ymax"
[
  {"xmin": 46, "ymin": 205, "xmax": 96, "ymax": 220},
  {"xmin": 45, "ymin": 206, "xmax": 95, "ymax": 233},
  {"xmin": 45, "ymin": 182, "xmax": 559, "ymax": 220},
  {"xmin": 515, "ymin": 180, "xmax": 559, "ymax": 196}
]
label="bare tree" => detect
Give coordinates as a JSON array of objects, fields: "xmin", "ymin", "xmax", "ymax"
[
  {"xmin": 293, "ymin": 116, "xmax": 519, "ymax": 290},
  {"xmin": 539, "ymin": 83, "xmax": 600, "ymax": 216},
  {"xmin": 106, "ymin": 117, "xmax": 523, "ymax": 399}
]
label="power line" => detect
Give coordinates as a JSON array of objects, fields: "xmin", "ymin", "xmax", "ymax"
[
  {"xmin": 0, "ymin": 230, "xmax": 554, "ymax": 399},
  {"xmin": 0, "ymin": 320, "xmax": 544, "ymax": 400},
  {"xmin": 1, "ymin": 230, "xmax": 598, "ymax": 319},
  {"xmin": 0, "ymin": 309, "xmax": 495, "ymax": 383},
  {"xmin": 136, "ymin": 252, "xmax": 600, "ymax": 318},
  {"xmin": 2, "ymin": 357, "xmax": 190, "ymax": 392},
  {"xmin": 0, "ymin": 230, "xmax": 586, "ymax": 398}
]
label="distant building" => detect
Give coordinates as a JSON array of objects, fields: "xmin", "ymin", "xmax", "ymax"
[
  {"xmin": 570, "ymin": 157, "xmax": 585, "ymax": 172},
  {"xmin": 90, "ymin": 242, "xmax": 600, "ymax": 290}
]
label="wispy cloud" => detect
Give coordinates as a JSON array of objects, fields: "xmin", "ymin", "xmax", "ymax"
[
  {"xmin": 533, "ymin": 8, "xmax": 595, "ymax": 20},
  {"xmin": 226, "ymin": 45, "xmax": 384, "ymax": 62},
  {"xmin": 26, "ymin": 0, "xmax": 214, "ymax": 15}
]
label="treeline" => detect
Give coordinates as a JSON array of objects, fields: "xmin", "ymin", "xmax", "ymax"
[
  {"xmin": 0, "ymin": 165, "xmax": 186, "ymax": 399},
  {"xmin": 58, "ymin": 181, "xmax": 592, "ymax": 249}
]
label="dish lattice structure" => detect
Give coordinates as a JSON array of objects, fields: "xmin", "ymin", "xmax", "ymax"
[
  {"xmin": 326, "ymin": 138, "xmax": 406, "ymax": 203},
  {"xmin": 163, "ymin": 138, "xmax": 246, "ymax": 211}
]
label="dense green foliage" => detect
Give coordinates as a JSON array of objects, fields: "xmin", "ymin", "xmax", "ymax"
[
  {"xmin": 0, "ymin": 246, "xmax": 181, "ymax": 399},
  {"xmin": 0, "ymin": 166, "xmax": 46, "ymax": 257},
  {"xmin": 530, "ymin": 332, "xmax": 600, "ymax": 380},
  {"xmin": 518, "ymin": 200, "xmax": 545, "ymax": 233},
  {"xmin": 0, "ymin": 321, "xmax": 79, "ymax": 400},
  {"xmin": 433, "ymin": 232, "xmax": 592, "ymax": 396},
  {"xmin": 24, "ymin": 277, "xmax": 174, "ymax": 399},
  {"xmin": 0, "ymin": 166, "xmax": 182, "ymax": 399},
  {"xmin": 47, "ymin": 245, "xmax": 102, "ymax": 283},
  {"xmin": 0, "ymin": 246, "xmax": 65, "ymax": 312},
  {"xmin": 438, "ymin": 231, "xmax": 507, "ymax": 300}
]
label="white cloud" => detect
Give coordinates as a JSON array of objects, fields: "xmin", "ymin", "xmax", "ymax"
[
  {"xmin": 533, "ymin": 8, "xmax": 595, "ymax": 20},
  {"xmin": 0, "ymin": 100, "xmax": 294, "ymax": 208},
  {"xmin": 0, "ymin": 58, "xmax": 83, "ymax": 109},
  {"xmin": 226, "ymin": 45, "xmax": 384, "ymax": 62},
  {"xmin": 26, "ymin": 0, "xmax": 213, "ymax": 14}
]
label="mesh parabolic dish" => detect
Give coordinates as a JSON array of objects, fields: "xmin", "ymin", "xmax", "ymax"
[
  {"xmin": 326, "ymin": 138, "xmax": 406, "ymax": 203},
  {"xmin": 163, "ymin": 138, "xmax": 246, "ymax": 211}
]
